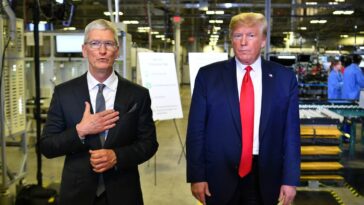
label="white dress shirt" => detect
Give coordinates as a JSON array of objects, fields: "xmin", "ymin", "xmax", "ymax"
[
  {"xmin": 87, "ymin": 71, "xmax": 118, "ymax": 139},
  {"xmin": 236, "ymin": 57, "xmax": 262, "ymax": 155}
]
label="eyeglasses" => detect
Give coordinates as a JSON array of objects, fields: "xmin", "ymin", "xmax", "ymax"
[{"xmin": 85, "ymin": 40, "xmax": 118, "ymax": 50}]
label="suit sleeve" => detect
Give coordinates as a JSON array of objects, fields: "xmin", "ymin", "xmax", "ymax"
[
  {"xmin": 40, "ymin": 87, "xmax": 88, "ymax": 158},
  {"xmin": 113, "ymin": 90, "xmax": 158, "ymax": 169},
  {"xmin": 282, "ymin": 72, "xmax": 301, "ymax": 186},
  {"xmin": 186, "ymin": 70, "xmax": 207, "ymax": 183}
]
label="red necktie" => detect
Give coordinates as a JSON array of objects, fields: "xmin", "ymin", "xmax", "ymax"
[{"xmin": 239, "ymin": 66, "xmax": 254, "ymax": 177}]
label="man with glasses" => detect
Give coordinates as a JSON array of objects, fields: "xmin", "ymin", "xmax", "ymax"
[
  {"xmin": 40, "ymin": 19, "xmax": 158, "ymax": 205},
  {"xmin": 186, "ymin": 12, "xmax": 300, "ymax": 205}
]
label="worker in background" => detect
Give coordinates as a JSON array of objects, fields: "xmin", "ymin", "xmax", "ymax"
[
  {"xmin": 327, "ymin": 60, "xmax": 343, "ymax": 99},
  {"xmin": 40, "ymin": 19, "xmax": 158, "ymax": 205},
  {"xmin": 342, "ymin": 54, "xmax": 364, "ymax": 100},
  {"xmin": 186, "ymin": 12, "xmax": 300, "ymax": 205}
]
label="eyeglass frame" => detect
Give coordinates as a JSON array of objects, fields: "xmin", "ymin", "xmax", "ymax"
[{"xmin": 84, "ymin": 40, "xmax": 119, "ymax": 50}]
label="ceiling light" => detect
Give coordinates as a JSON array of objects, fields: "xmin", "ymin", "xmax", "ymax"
[
  {"xmin": 122, "ymin": 20, "xmax": 139, "ymax": 24},
  {"xmin": 224, "ymin": 3, "xmax": 232, "ymax": 8},
  {"xmin": 278, "ymin": 55, "xmax": 296, "ymax": 59},
  {"xmin": 310, "ymin": 20, "xmax": 327, "ymax": 24},
  {"xmin": 306, "ymin": 2, "xmax": 317, "ymax": 5},
  {"xmin": 340, "ymin": 34, "xmax": 348, "ymax": 38},
  {"xmin": 329, "ymin": 2, "xmax": 338, "ymax": 5},
  {"xmin": 335, "ymin": 0, "xmax": 345, "ymax": 2},
  {"xmin": 103, "ymin": 11, "xmax": 123, "ymax": 16},
  {"xmin": 151, "ymin": 31, "xmax": 159, "ymax": 35},
  {"xmin": 299, "ymin": 27, "xmax": 307, "ymax": 30},
  {"xmin": 333, "ymin": 10, "xmax": 354, "ymax": 15},
  {"xmin": 206, "ymin": 10, "xmax": 224, "ymax": 15},
  {"xmin": 209, "ymin": 20, "xmax": 223, "ymax": 24},
  {"xmin": 63, "ymin": 27, "xmax": 76, "ymax": 31}
]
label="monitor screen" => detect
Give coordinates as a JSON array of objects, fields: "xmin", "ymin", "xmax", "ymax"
[{"xmin": 56, "ymin": 34, "xmax": 84, "ymax": 53}]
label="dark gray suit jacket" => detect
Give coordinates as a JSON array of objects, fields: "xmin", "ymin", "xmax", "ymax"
[{"xmin": 40, "ymin": 72, "xmax": 158, "ymax": 205}]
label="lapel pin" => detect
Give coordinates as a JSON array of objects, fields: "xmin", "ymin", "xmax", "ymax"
[{"xmin": 269, "ymin": 74, "xmax": 273, "ymax": 77}]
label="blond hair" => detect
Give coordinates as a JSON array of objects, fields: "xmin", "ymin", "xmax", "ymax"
[
  {"xmin": 229, "ymin": 12, "xmax": 267, "ymax": 37},
  {"xmin": 84, "ymin": 19, "xmax": 119, "ymax": 45}
]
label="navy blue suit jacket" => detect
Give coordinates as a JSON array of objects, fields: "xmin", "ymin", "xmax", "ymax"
[{"xmin": 186, "ymin": 58, "xmax": 300, "ymax": 205}]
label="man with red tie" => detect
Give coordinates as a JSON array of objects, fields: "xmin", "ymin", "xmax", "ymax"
[{"xmin": 186, "ymin": 12, "xmax": 300, "ymax": 205}]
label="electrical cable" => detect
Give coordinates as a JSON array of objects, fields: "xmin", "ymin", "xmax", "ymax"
[{"xmin": 0, "ymin": 37, "xmax": 11, "ymax": 93}]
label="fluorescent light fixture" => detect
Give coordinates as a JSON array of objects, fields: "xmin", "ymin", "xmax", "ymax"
[
  {"xmin": 122, "ymin": 20, "xmax": 139, "ymax": 24},
  {"xmin": 151, "ymin": 31, "xmax": 159, "ymax": 35},
  {"xmin": 340, "ymin": 34, "xmax": 348, "ymax": 38},
  {"xmin": 335, "ymin": 0, "xmax": 345, "ymax": 2},
  {"xmin": 55, "ymin": 0, "xmax": 64, "ymax": 3},
  {"xmin": 156, "ymin": 35, "xmax": 165, "ymax": 38},
  {"xmin": 224, "ymin": 3, "xmax": 232, "ymax": 8},
  {"xmin": 329, "ymin": 2, "xmax": 338, "ymax": 5},
  {"xmin": 278, "ymin": 55, "xmax": 296, "ymax": 59},
  {"xmin": 333, "ymin": 10, "xmax": 354, "ymax": 15},
  {"xmin": 310, "ymin": 20, "xmax": 327, "ymax": 24},
  {"xmin": 209, "ymin": 20, "xmax": 223, "ymax": 24},
  {"xmin": 213, "ymin": 26, "xmax": 221, "ymax": 30},
  {"xmin": 103, "ymin": 11, "xmax": 123, "ymax": 16},
  {"xmin": 299, "ymin": 27, "xmax": 307, "ymax": 30},
  {"xmin": 206, "ymin": 10, "xmax": 224, "ymax": 15},
  {"xmin": 306, "ymin": 2, "xmax": 317, "ymax": 5},
  {"xmin": 63, "ymin": 27, "xmax": 76, "ymax": 31}
]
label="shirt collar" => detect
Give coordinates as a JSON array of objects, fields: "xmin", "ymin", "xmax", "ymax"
[
  {"xmin": 87, "ymin": 71, "xmax": 118, "ymax": 91},
  {"xmin": 235, "ymin": 56, "xmax": 262, "ymax": 72}
]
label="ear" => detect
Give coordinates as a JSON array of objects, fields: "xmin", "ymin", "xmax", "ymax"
[
  {"xmin": 82, "ymin": 44, "xmax": 87, "ymax": 58},
  {"xmin": 261, "ymin": 36, "xmax": 267, "ymax": 48}
]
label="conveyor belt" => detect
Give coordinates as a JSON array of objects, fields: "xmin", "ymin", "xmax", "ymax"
[
  {"xmin": 301, "ymin": 125, "xmax": 342, "ymax": 138},
  {"xmin": 300, "ymin": 175, "xmax": 344, "ymax": 181},
  {"xmin": 301, "ymin": 146, "xmax": 342, "ymax": 155},
  {"xmin": 301, "ymin": 162, "xmax": 343, "ymax": 170}
]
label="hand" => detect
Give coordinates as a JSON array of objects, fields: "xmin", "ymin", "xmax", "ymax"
[
  {"xmin": 191, "ymin": 182, "xmax": 211, "ymax": 205},
  {"xmin": 76, "ymin": 102, "xmax": 119, "ymax": 137},
  {"xmin": 278, "ymin": 185, "xmax": 296, "ymax": 205},
  {"xmin": 89, "ymin": 149, "xmax": 117, "ymax": 173}
]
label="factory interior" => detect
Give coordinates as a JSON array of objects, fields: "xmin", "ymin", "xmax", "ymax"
[{"xmin": 1, "ymin": 0, "xmax": 364, "ymax": 204}]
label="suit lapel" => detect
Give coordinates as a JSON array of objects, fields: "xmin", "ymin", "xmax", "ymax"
[
  {"xmin": 222, "ymin": 58, "xmax": 241, "ymax": 137},
  {"xmin": 259, "ymin": 60, "xmax": 274, "ymax": 141},
  {"xmin": 72, "ymin": 73, "xmax": 93, "ymax": 113},
  {"xmin": 104, "ymin": 73, "xmax": 132, "ymax": 146}
]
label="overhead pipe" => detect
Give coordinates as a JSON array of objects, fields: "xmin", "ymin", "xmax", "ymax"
[
  {"xmin": 107, "ymin": 0, "xmax": 114, "ymax": 22},
  {"xmin": 2, "ymin": 0, "xmax": 16, "ymax": 40}
]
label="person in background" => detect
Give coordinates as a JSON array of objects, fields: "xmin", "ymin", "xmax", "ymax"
[
  {"xmin": 342, "ymin": 54, "xmax": 364, "ymax": 100},
  {"xmin": 40, "ymin": 19, "xmax": 158, "ymax": 205},
  {"xmin": 186, "ymin": 12, "xmax": 300, "ymax": 205},
  {"xmin": 327, "ymin": 60, "xmax": 343, "ymax": 99}
]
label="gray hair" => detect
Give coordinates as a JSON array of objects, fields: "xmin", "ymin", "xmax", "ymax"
[{"xmin": 84, "ymin": 19, "xmax": 119, "ymax": 45}]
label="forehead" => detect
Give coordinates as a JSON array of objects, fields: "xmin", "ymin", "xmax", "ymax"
[
  {"xmin": 87, "ymin": 29, "xmax": 115, "ymax": 40},
  {"xmin": 232, "ymin": 25, "xmax": 261, "ymax": 34}
]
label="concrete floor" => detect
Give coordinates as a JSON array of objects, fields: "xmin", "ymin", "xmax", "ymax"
[{"xmin": 2, "ymin": 85, "xmax": 364, "ymax": 205}]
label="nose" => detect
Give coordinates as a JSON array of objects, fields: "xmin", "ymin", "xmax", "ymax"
[
  {"xmin": 99, "ymin": 43, "xmax": 107, "ymax": 53},
  {"xmin": 240, "ymin": 36, "xmax": 247, "ymax": 45}
]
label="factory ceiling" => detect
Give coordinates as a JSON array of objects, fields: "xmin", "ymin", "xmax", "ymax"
[{"xmin": 9, "ymin": 0, "xmax": 364, "ymax": 52}]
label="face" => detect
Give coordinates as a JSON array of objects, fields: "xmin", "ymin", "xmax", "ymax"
[
  {"xmin": 334, "ymin": 62, "xmax": 342, "ymax": 71},
  {"xmin": 231, "ymin": 24, "xmax": 266, "ymax": 65},
  {"xmin": 82, "ymin": 29, "xmax": 119, "ymax": 76}
]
